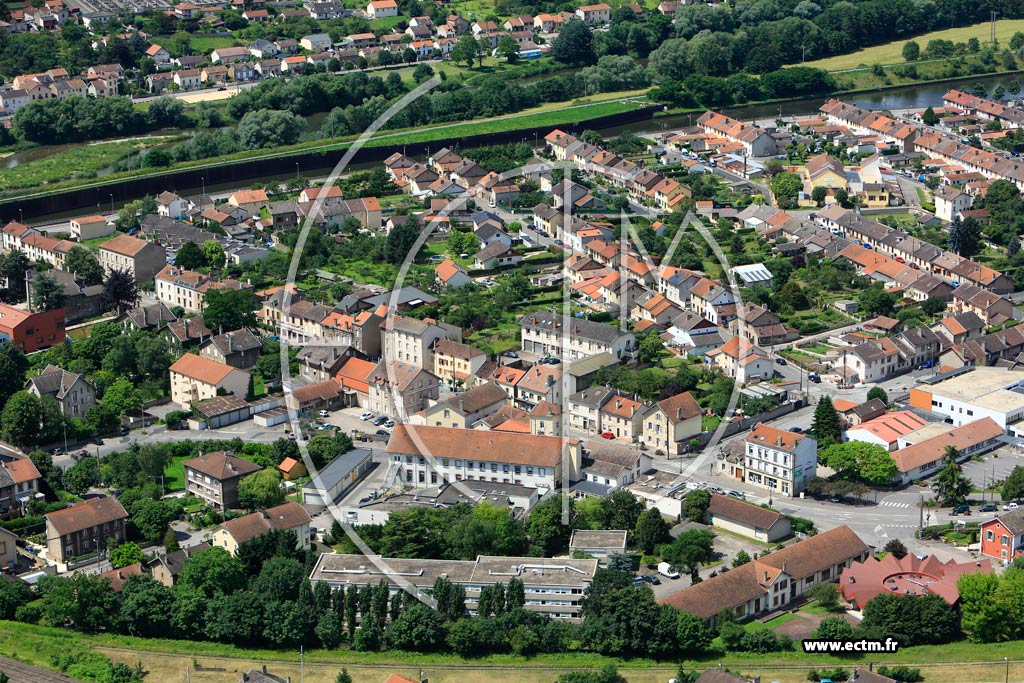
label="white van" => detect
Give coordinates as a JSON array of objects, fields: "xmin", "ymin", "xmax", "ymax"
[{"xmin": 657, "ymin": 562, "xmax": 680, "ymax": 579}]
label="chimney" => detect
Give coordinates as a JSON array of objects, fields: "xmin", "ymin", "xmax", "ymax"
[
  {"xmin": 183, "ymin": 318, "xmax": 189, "ymax": 338},
  {"xmin": 227, "ymin": 333, "xmax": 233, "ymax": 354}
]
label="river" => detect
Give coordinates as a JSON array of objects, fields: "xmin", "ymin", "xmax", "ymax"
[{"xmin": 7, "ymin": 72, "xmax": 1024, "ymax": 222}]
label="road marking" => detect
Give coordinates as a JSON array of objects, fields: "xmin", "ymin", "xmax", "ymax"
[
  {"xmin": 878, "ymin": 501, "xmax": 912, "ymax": 508},
  {"xmin": 873, "ymin": 525, "xmax": 888, "ymax": 538}
]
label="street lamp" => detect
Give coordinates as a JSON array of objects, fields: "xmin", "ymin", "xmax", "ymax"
[{"xmin": 109, "ymin": 193, "xmax": 114, "ymax": 214}]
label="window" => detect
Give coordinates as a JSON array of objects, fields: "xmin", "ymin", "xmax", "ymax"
[
  {"xmin": 539, "ymin": 468, "xmax": 546, "ymax": 476},
  {"xmin": 1002, "ymin": 535, "xmax": 1010, "ymax": 546},
  {"xmin": 986, "ymin": 530, "xmax": 995, "ymax": 541}
]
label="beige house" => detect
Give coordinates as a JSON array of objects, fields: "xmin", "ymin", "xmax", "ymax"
[
  {"xmin": 45, "ymin": 497, "xmax": 128, "ymax": 564},
  {"xmin": 212, "ymin": 501, "xmax": 312, "ymax": 555},
  {"xmin": 707, "ymin": 494, "xmax": 792, "ymax": 543},
  {"xmin": 598, "ymin": 395, "xmax": 644, "ymax": 441},
  {"xmin": 98, "ymin": 233, "xmax": 167, "ymax": 282},
  {"xmin": 530, "ymin": 400, "xmax": 562, "ymax": 436},
  {"xmin": 169, "ymin": 353, "xmax": 250, "ymax": 407},
  {"xmin": 70, "ymin": 215, "xmax": 112, "ymax": 240},
  {"xmin": 422, "ymin": 382, "xmax": 508, "ymax": 429},
  {"xmin": 432, "ymin": 339, "xmax": 487, "ymax": 387},
  {"xmin": 155, "ymin": 264, "xmax": 251, "ymax": 313},
  {"xmin": 640, "ymin": 392, "xmax": 702, "ymax": 455},
  {"xmin": 183, "ymin": 451, "xmax": 262, "ymax": 510},
  {"xmin": 227, "ymin": 188, "xmax": 269, "ymax": 215},
  {"xmin": 0, "ymin": 527, "xmax": 17, "ymax": 569}
]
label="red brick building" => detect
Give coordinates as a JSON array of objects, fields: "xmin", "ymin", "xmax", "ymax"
[
  {"xmin": 0, "ymin": 304, "xmax": 66, "ymax": 352},
  {"xmin": 980, "ymin": 510, "xmax": 1024, "ymax": 564}
]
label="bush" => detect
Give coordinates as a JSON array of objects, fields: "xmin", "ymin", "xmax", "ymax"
[
  {"xmin": 876, "ymin": 666, "xmax": 924, "ymax": 682},
  {"xmin": 808, "ymin": 669, "xmax": 850, "ymax": 682}
]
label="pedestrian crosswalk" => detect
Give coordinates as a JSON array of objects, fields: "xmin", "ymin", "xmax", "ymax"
[{"xmin": 879, "ymin": 500, "xmax": 913, "ymax": 508}]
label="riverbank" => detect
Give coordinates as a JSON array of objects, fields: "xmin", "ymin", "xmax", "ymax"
[
  {"xmin": 0, "ymin": 96, "xmax": 654, "ymax": 220},
  {"xmin": 1, "ymin": 621, "xmax": 1023, "ymax": 683}
]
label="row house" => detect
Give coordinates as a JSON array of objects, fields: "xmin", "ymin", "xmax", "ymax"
[
  {"xmin": 943, "ymin": 89, "xmax": 1024, "ymax": 129},
  {"xmin": 367, "ymin": 360, "xmax": 438, "ymax": 419},
  {"xmin": 914, "ymin": 131, "xmax": 1024, "ymax": 192},
  {"xmin": 706, "ymin": 336, "xmax": 772, "ymax": 385},
  {"xmin": 382, "ymin": 314, "xmax": 457, "ymax": 368},
  {"xmin": 420, "ymin": 382, "xmax": 507, "ymax": 429},
  {"xmin": 520, "ymin": 311, "xmax": 635, "ymax": 360},
  {"xmin": 839, "ymin": 325, "xmax": 940, "ymax": 383},
  {"xmin": 696, "ymin": 111, "xmax": 781, "ymax": 157},
  {"xmin": 689, "ymin": 277, "xmax": 738, "ymax": 326},
  {"xmin": 819, "ymin": 98, "xmax": 919, "ymax": 152}
]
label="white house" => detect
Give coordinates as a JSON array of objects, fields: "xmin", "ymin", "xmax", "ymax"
[{"xmin": 742, "ymin": 423, "xmax": 818, "ymax": 497}]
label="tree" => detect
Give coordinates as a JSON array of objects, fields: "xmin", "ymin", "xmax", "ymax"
[
  {"xmin": 921, "ymin": 296, "xmax": 947, "ymax": 316},
  {"xmin": 103, "ymin": 267, "xmax": 139, "ymax": 314},
  {"xmin": 808, "ymin": 582, "xmax": 840, "ymax": 610},
  {"xmin": 770, "ymin": 171, "xmax": 803, "ymax": 208},
  {"xmin": 109, "ymin": 541, "xmax": 145, "ymax": 568},
  {"xmin": 778, "ymin": 280, "xmax": 810, "ymax": 310},
  {"xmin": 662, "ymin": 529, "xmax": 715, "ymax": 582},
  {"xmin": 384, "ymin": 215, "xmax": 421, "ymax": 265},
  {"xmin": 0, "ymin": 573, "xmax": 32, "ymax": 619},
  {"xmin": 813, "ymin": 616, "xmax": 855, "ymax": 640},
  {"xmin": 120, "ymin": 574, "xmax": 174, "ymax": 638},
  {"xmin": 676, "ymin": 610, "xmax": 712, "ymax": 654},
  {"xmin": 0, "ymin": 250, "xmax": 30, "ymax": 302},
  {"xmin": 634, "ymin": 507, "xmax": 671, "ymax": 553},
  {"xmin": 451, "ymin": 34, "xmax": 480, "ymax": 68},
  {"xmin": 64, "ymin": 246, "xmax": 104, "ymax": 286},
  {"xmin": 860, "ymin": 593, "xmax": 960, "ymax": 646},
  {"xmin": 683, "ymin": 488, "xmax": 711, "ymax": 523},
  {"xmin": 883, "ymin": 538, "xmax": 908, "ymax": 559},
  {"xmin": 921, "ymin": 105, "xmax": 939, "ymax": 125},
  {"xmin": 932, "ymin": 446, "xmax": 972, "ymax": 506},
  {"xmin": 1, "ymin": 391, "xmax": 41, "ymax": 447},
  {"xmin": 237, "ymin": 109, "xmax": 305, "ymax": 149},
  {"xmin": 866, "ymin": 386, "xmax": 888, "ymax": 404},
  {"xmin": 202, "ymin": 239, "xmax": 226, "ymax": 269},
  {"xmin": 174, "ymin": 241, "xmax": 205, "ymax": 270},
  {"xmin": 336, "ymin": 670, "xmax": 353, "ymax": 683},
  {"xmin": 497, "ymin": 35, "xmax": 519, "ymax": 63},
  {"xmin": 732, "ymin": 550, "xmax": 752, "ymax": 568},
  {"xmin": 859, "ymin": 285, "xmax": 897, "ymax": 317},
  {"xmin": 238, "ymin": 467, "xmax": 285, "ymax": 510},
  {"xmin": 412, "ymin": 63, "xmax": 434, "ymax": 84},
  {"xmin": 902, "ymin": 40, "xmax": 920, "ymax": 62},
  {"xmin": 948, "ymin": 216, "xmax": 982, "ymax": 258},
  {"xmin": 819, "ymin": 441, "xmax": 897, "ymax": 486},
  {"xmin": 202, "ymin": 288, "xmax": 258, "ymax": 332},
  {"xmin": 101, "ymin": 378, "xmax": 141, "ymax": 416},
  {"xmin": 552, "ymin": 19, "xmax": 596, "ymax": 66},
  {"xmin": 1002, "ymin": 465, "xmax": 1024, "ymax": 501},
  {"xmin": 177, "ymin": 547, "xmax": 246, "ymax": 598},
  {"xmin": 38, "ymin": 573, "xmax": 120, "ymax": 633},
  {"xmin": 811, "ymin": 185, "xmax": 827, "ymax": 205},
  {"xmin": 810, "ymin": 396, "xmax": 842, "ymax": 446},
  {"xmin": 384, "ymin": 602, "xmax": 448, "ymax": 651},
  {"xmin": 526, "ymin": 494, "xmax": 571, "ymax": 556},
  {"xmin": 132, "ymin": 499, "xmax": 178, "ymax": 544},
  {"xmin": 31, "ymin": 273, "xmax": 64, "ymax": 312}
]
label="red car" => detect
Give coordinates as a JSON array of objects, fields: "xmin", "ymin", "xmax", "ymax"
[{"xmin": 601, "ymin": 431, "xmax": 615, "ymax": 439}]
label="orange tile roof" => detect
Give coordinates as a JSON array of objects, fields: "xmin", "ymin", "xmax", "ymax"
[
  {"xmin": 334, "ymin": 357, "xmax": 376, "ymax": 394},
  {"xmin": 169, "ymin": 354, "xmax": 240, "ymax": 384}
]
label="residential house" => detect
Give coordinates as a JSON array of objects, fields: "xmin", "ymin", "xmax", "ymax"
[
  {"xmin": 98, "ymin": 234, "xmax": 167, "ymax": 282},
  {"xmin": 980, "ymin": 509, "xmax": 1024, "ymax": 564},
  {"xmin": 367, "ymin": 0, "xmax": 397, "ymax": 16},
  {"xmin": 740, "ymin": 423, "xmax": 818, "ymax": 497},
  {"xmin": 184, "ymin": 451, "xmax": 262, "ymax": 510},
  {"xmin": 169, "ymin": 353, "xmax": 250, "ymax": 407},
  {"xmin": 288, "ymin": 379, "xmax": 345, "ymax": 416},
  {"xmin": 382, "ymin": 315, "xmax": 455, "ymax": 368},
  {"xmin": 173, "ymin": 69, "xmax": 201, "ymax": 89},
  {"xmin": 0, "ymin": 458, "xmax": 42, "ymax": 518},
  {"xmin": 432, "ymin": 339, "xmax": 487, "ymax": 387},
  {"xmin": 227, "ymin": 189, "xmax": 269, "ymax": 215},
  {"xmin": 474, "ymin": 242, "xmax": 522, "ymax": 269},
  {"xmin": 575, "ymin": 3, "xmax": 611, "ymax": 23},
  {"xmin": 45, "ymin": 497, "xmax": 128, "ymax": 564},
  {"xmin": 301, "ymin": 33, "xmax": 332, "ymax": 52},
  {"xmin": 25, "ymin": 364, "xmax": 95, "ymax": 418},
  {"xmin": 435, "ymin": 259, "xmax": 472, "ymax": 290},
  {"xmin": 155, "ymin": 265, "xmax": 250, "ymax": 314},
  {"xmin": 0, "ymin": 305, "xmax": 65, "ymax": 352},
  {"xmin": 706, "ymin": 337, "xmax": 772, "ymax": 384},
  {"xmin": 69, "ymin": 215, "xmax": 111, "ymax": 240},
  {"xmin": 520, "ymin": 311, "xmax": 635, "ymax": 360},
  {"xmin": 367, "ymin": 360, "xmax": 439, "ymax": 418},
  {"xmin": 422, "ymin": 382, "xmax": 508, "ymax": 428},
  {"xmin": 213, "ymin": 501, "xmax": 312, "ymax": 554},
  {"xmin": 198, "ymin": 329, "xmax": 262, "ymax": 370},
  {"xmin": 147, "ymin": 543, "xmax": 210, "ymax": 586},
  {"xmin": 845, "ymin": 411, "xmax": 928, "ymax": 451},
  {"xmin": 640, "ymin": 391, "xmax": 702, "ymax": 456}
]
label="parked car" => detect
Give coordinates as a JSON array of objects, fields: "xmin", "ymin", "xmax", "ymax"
[
  {"xmin": 1003, "ymin": 502, "xmax": 1020, "ymax": 511},
  {"xmin": 360, "ymin": 411, "xmax": 374, "ymax": 420},
  {"xmin": 657, "ymin": 562, "xmax": 680, "ymax": 579},
  {"xmin": 789, "ymin": 427, "xmax": 803, "ymax": 433},
  {"xmin": 375, "ymin": 429, "xmax": 391, "ymax": 436},
  {"xmin": 318, "ymin": 409, "xmax": 330, "ymax": 418},
  {"xmin": 979, "ymin": 503, "xmax": 998, "ymax": 512},
  {"xmin": 808, "ymin": 374, "xmax": 821, "ymax": 383},
  {"xmin": 727, "ymin": 490, "xmax": 746, "ymax": 500},
  {"xmin": 385, "ymin": 420, "xmax": 395, "ymax": 428},
  {"xmin": 642, "ymin": 575, "xmax": 661, "ymax": 585},
  {"xmin": 373, "ymin": 415, "xmax": 389, "ymax": 426},
  {"xmin": 502, "ymin": 351, "xmax": 519, "ymax": 358},
  {"xmin": 709, "ymin": 486, "xmax": 725, "ymax": 495},
  {"xmin": 600, "ymin": 431, "xmax": 615, "ymax": 439},
  {"xmin": 90, "ymin": 437, "xmax": 103, "ymax": 445},
  {"xmin": 775, "ymin": 357, "xmax": 787, "ymax": 365},
  {"xmin": 951, "ymin": 504, "xmax": 971, "ymax": 516}
]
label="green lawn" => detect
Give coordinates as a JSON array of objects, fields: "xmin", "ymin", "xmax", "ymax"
[
  {"xmin": 187, "ymin": 36, "xmax": 240, "ymax": 54},
  {"xmin": 164, "ymin": 455, "xmax": 189, "ymax": 492},
  {"xmin": 796, "ymin": 19, "xmax": 1024, "ymax": 71}
]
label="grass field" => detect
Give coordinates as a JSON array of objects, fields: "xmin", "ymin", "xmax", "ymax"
[
  {"xmin": 0, "ymin": 141, "xmax": 145, "ymax": 191},
  {"xmin": 2, "ymin": 622, "xmax": 1024, "ymax": 683},
  {"xmin": 797, "ymin": 19, "xmax": 1024, "ymax": 71},
  {"xmin": 187, "ymin": 36, "xmax": 240, "ymax": 53}
]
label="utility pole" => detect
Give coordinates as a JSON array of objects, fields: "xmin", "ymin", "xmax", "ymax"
[{"xmin": 992, "ymin": 11, "xmax": 999, "ymax": 47}]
